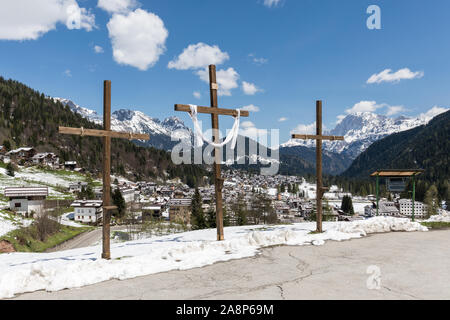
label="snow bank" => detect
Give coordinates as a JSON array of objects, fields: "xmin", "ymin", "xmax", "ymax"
[
  {"xmin": 0, "ymin": 217, "xmax": 427, "ymax": 299},
  {"xmin": 425, "ymin": 211, "xmax": 450, "ymax": 223}
]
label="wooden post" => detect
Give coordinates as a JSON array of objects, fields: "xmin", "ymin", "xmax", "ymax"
[
  {"xmin": 209, "ymin": 65, "xmax": 225, "ymax": 241},
  {"xmin": 316, "ymin": 101, "xmax": 323, "ymax": 233},
  {"xmin": 58, "ymin": 80, "xmax": 149, "ymax": 260},
  {"xmin": 291, "ymin": 100, "xmax": 344, "ymax": 233},
  {"xmin": 102, "ymin": 80, "xmax": 112, "ymax": 260}
]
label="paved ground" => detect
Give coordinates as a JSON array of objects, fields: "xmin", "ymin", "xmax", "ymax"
[
  {"xmin": 12, "ymin": 230, "xmax": 450, "ymax": 300},
  {"xmin": 45, "ymin": 226, "xmax": 125, "ymax": 252}
]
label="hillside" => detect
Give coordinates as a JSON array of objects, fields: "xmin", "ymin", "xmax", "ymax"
[
  {"xmin": 0, "ymin": 76, "xmax": 207, "ymax": 186},
  {"xmin": 343, "ymin": 110, "xmax": 450, "ymax": 196}
]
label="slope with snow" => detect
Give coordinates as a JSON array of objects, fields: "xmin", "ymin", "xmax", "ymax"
[{"xmin": 0, "ymin": 217, "xmax": 427, "ymax": 299}]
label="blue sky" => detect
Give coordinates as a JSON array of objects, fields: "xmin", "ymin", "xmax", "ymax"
[{"xmin": 0, "ymin": 0, "xmax": 449, "ymax": 144}]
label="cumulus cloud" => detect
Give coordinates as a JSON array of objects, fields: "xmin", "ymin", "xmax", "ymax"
[
  {"xmin": 418, "ymin": 106, "xmax": 449, "ymax": 121},
  {"xmin": 168, "ymin": 43, "xmax": 229, "ymax": 70},
  {"xmin": 336, "ymin": 115, "xmax": 346, "ymax": 124},
  {"xmin": 98, "ymin": 0, "xmax": 138, "ymax": 14},
  {"xmin": 367, "ymin": 68, "xmax": 424, "ymax": 84},
  {"xmin": 0, "ymin": 0, "xmax": 95, "ymax": 40},
  {"xmin": 263, "ymin": 0, "xmax": 282, "ymax": 8},
  {"xmin": 106, "ymin": 9, "xmax": 168, "ymax": 71},
  {"xmin": 242, "ymin": 81, "xmax": 262, "ymax": 95},
  {"xmin": 386, "ymin": 105, "xmax": 407, "ymax": 116},
  {"xmin": 278, "ymin": 117, "xmax": 288, "ymax": 122},
  {"xmin": 240, "ymin": 105, "xmax": 260, "ymax": 113},
  {"xmin": 240, "ymin": 121, "xmax": 268, "ymax": 140},
  {"xmin": 345, "ymin": 101, "xmax": 386, "ymax": 114},
  {"xmin": 291, "ymin": 122, "xmax": 317, "ymax": 135},
  {"xmin": 94, "ymin": 45, "xmax": 104, "ymax": 53},
  {"xmin": 193, "ymin": 91, "xmax": 201, "ymax": 99},
  {"xmin": 196, "ymin": 67, "xmax": 239, "ymax": 96}
]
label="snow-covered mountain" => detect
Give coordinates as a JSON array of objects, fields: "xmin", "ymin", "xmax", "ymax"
[
  {"xmin": 53, "ymin": 98, "xmax": 192, "ymax": 150},
  {"xmin": 281, "ymin": 108, "xmax": 448, "ymax": 159}
]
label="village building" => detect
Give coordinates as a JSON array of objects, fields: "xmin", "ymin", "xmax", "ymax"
[
  {"xmin": 168, "ymin": 198, "xmax": 192, "ymax": 224},
  {"xmin": 6, "ymin": 147, "xmax": 36, "ymax": 163},
  {"xmin": 4, "ymin": 187, "xmax": 48, "ymax": 217},
  {"xmin": 68, "ymin": 182, "xmax": 88, "ymax": 193},
  {"xmin": 64, "ymin": 161, "xmax": 77, "ymax": 170},
  {"xmin": 399, "ymin": 199, "xmax": 427, "ymax": 218},
  {"xmin": 32, "ymin": 152, "xmax": 59, "ymax": 168},
  {"xmin": 71, "ymin": 200, "xmax": 103, "ymax": 224}
]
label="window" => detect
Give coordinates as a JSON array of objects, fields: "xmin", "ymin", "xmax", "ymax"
[{"xmin": 15, "ymin": 203, "xmax": 21, "ymax": 208}]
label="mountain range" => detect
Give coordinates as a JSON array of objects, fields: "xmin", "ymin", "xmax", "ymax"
[
  {"xmin": 281, "ymin": 109, "xmax": 447, "ymax": 159},
  {"xmin": 54, "ymin": 97, "xmax": 448, "ymax": 175}
]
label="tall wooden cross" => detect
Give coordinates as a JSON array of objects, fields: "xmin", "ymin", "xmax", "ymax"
[
  {"xmin": 291, "ymin": 101, "xmax": 344, "ymax": 233},
  {"xmin": 59, "ymin": 81, "xmax": 149, "ymax": 259},
  {"xmin": 175, "ymin": 65, "xmax": 250, "ymax": 241}
]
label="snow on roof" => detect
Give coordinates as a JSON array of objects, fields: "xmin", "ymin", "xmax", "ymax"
[
  {"xmin": 4, "ymin": 187, "xmax": 48, "ymax": 197},
  {"xmin": 71, "ymin": 200, "xmax": 103, "ymax": 208}
]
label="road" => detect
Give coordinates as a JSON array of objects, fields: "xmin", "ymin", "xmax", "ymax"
[
  {"xmin": 45, "ymin": 225, "xmax": 126, "ymax": 252},
  {"xmin": 13, "ymin": 230, "xmax": 450, "ymax": 300}
]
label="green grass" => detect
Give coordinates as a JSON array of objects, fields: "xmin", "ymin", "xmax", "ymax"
[
  {"xmin": 420, "ymin": 221, "xmax": 450, "ymax": 230},
  {"xmin": 1, "ymin": 225, "xmax": 93, "ymax": 253}
]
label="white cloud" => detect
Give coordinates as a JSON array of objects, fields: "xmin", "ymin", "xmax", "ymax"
[
  {"xmin": 367, "ymin": 68, "xmax": 424, "ymax": 84},
  {"xmin": 240, "ymin": 105, "xmax": 260, "ymax": 113},
  {"xmin": 94, "ymin": 45, "xmax": 104, "ymax": 53},
  {"xmin": 278, "ymin": 117, "xmax": 288, "ymax": 122},
  {"xmin": 418, "ymin": 106, "xmax": 449, "ymax": 122},
  {"xmin": 345, "ymin": 101, "xmax": 385, "ymax": 114},
  {"xmin": 193, "ymin": 91, "xmax": 201, "ymax": 99},
  {"xmin": 0, "ymin": 0, "xmax": 95, "ymax": 40},
  {"xmin": 168, "ymin": 43, "xmax": 229, "ymax": 70},
  {"xmin": 336, "ymin": 115, "xmax": 346, "ymax": 124},
  {"xmin": 249, "ymin": 54, "xmax": 268, "ymax": 65},
  {"xmin": 239, "ymin": 121, "xmax": 268, "ymax": 140},
  {"xmin": 291, "ymin": 122, "xmax": 317, "ymax": 135},
  {"xmin": 263, "ymin": 0, "xmax": 282, "ymax": 8},
  {"xmin": 107, "ymin": 9, "xmax": 168, "ymax": 71},
  {"xmin": 386, "ymin": 105, "xmax": 407, "ymax": 116},
  {"xmin": 63, "ymin": 69, "xmax": 72, "ymax": 77},
  {"xmin": 98, "ymin": 0, "xmax": 138, "ymax": 14},
  {"xmin": 242, "ymin": 81, "xmax": 262, "ymax": 95},
  {"xmin": 196, "ymin": 67, "xmax": 239, "ymax": 96}
]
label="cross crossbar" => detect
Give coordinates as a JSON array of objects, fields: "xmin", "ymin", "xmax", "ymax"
[
  {"xmin": 59, "ymin": 126, "xmax": 150, "ymax": 140},
  {"xmin": 175, "ymin": 104, "xmax": 249, "ymax": 117},
  {"xmin": 291, "ymin": 134, "xmax": 345, "ymax": 141}
]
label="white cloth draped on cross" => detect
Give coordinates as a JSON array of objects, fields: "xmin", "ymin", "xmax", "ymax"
[{"xmin": 188, "ymin": 104, "xmax": 241, "ymax": 149}]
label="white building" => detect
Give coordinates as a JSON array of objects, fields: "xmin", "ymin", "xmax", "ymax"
[
  {"xmin": 71, "ymin": 200, "xmax": 103, "ymax": 223},
  {"xmin": 4, "ymin": 187, "xmax": 48, "ymax": 217},
  {"xmin": 399, "ymin": 199, "xmax": 427, "ymax": 218}
]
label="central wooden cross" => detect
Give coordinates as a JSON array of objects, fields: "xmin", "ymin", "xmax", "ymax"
[
  {"xmin": 59, "ymin": 81, "xmax": 149, "ymax": 259},
  {"xmin": 175, "ymin": 65, "xmax": 250, "ymax": 241},
  {"xmin": 292, "ymin": 100, "xmax": 344, "ymax": 233}
]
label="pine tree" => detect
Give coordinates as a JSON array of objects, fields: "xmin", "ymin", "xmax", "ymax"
[
  {"xmin": 424, "ymin": 185, "xmax": 439, "ymax": 217},
  {"xmin": 223, "ymin": 206, "xmax": 231, "ymax": 227},
  {"xmin": 112, "ymin": 187, "xmax": 127, "ymax": 219},
  {"xmin": 206, "ymin": 209, "xmax": 216, "ymax": 228},
  {"xmin": 191, "ymin": 188, "xmax": 206, "ymax": 230},
  {"xmin": 6, "ymin": 162, "xmax": 15, "ymax": 177},
  {"xmin": 341, "ymin": 195, "xmax": 355, "ymax": 215}
]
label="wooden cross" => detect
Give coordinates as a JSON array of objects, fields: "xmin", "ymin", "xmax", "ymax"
[
  {"xmin": 175, "ymin": 65, "xmax": 250, "ymax": 241},
  {"xmin": 59, "ymin": 81, "xmax": 149, "ymax": 259},
  {"xmin": 291, "ymin": 100, "xmax": 344, "ymax": 233}
]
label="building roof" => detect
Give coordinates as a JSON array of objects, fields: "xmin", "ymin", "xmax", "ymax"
[
  {"xmin": 4, "ymin": 187, "xmax": 48, "ymax": 197},
  {"xmin": 168, "ymin": 198, "xmax": 191, "ymax": 207},
  {"xmin": 71, "ymin": 200, "xmax": 103, "ymax": 208},
  {"xmin": 370, "ymin": 169, "xmax": 425, "ymax": 177}
]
